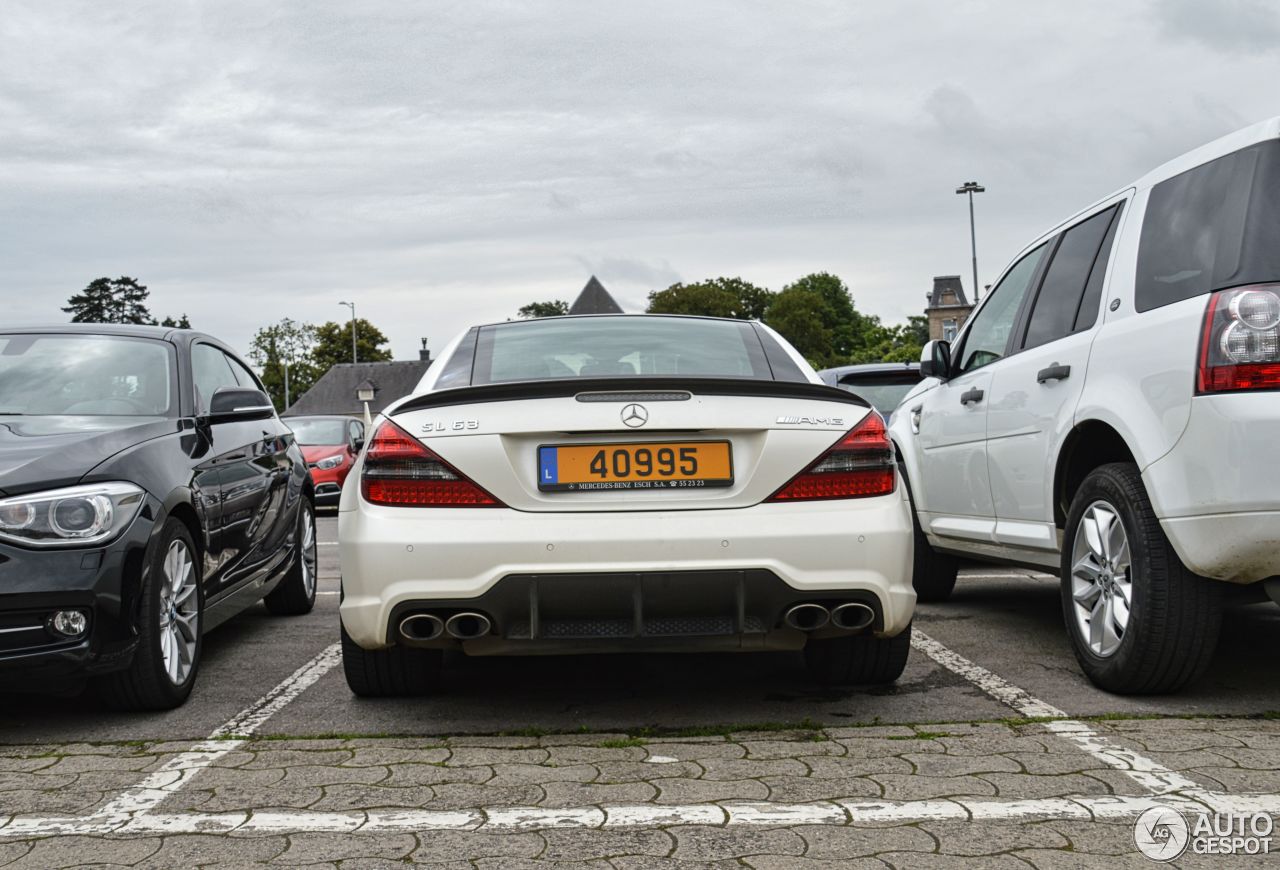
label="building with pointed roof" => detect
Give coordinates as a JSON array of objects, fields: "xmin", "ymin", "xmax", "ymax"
[
  {"xmin": 568, "ymin": 276, "xmax": 624, "ymax": 315},
  {"xmin": 925, "ymin": 275, "xmax": 974, "ymax": 342}
]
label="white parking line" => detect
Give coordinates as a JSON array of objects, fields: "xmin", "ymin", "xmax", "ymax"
[
  {"xmin": 84, "ymin": 643, "xmax": 342, "ymax": 828},
  {"xmin": 911, "ymin": 630, "xmax": 1199, "ymax": 794},
  {"xmin": 3, "ymin": 792, "xmax": 1274, "ymax": 837},
  {"xmin": 0, "ymin": 630, "xmax": 1259, "ymax": 839}
]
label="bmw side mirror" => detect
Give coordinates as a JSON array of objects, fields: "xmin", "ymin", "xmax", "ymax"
[
  {"xmin": 208, "ymin": 387, "xmax": 275, "ymax": 422},
  {"xmin": 920, "ymin": 340, "xmax": 951, "ymax": 381}
]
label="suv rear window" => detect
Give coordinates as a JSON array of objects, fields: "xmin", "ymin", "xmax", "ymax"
[
  {"xmin": 470, "ymin": 316, "xmax": 773, "ymax": 385},
  {"xmin": 1136, "ymin": 139, "xmax": 1280, "ymax": 312}
]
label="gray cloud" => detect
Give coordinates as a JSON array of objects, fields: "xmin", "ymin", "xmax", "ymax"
[
  {"xmin": 2, "ymin": 1, "xmax": 1278, "ymax": 359},
  {"xmin": 1155, "ymin": 0, "xmax": 1280, "ymax": 54}
]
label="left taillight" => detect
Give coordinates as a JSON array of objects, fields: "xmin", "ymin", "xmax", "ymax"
[
  {"xmin": 766, "ymin": 413, "xmax": 897, "ymax": 502},
  {"xmin": 1197, "ymin": 284, "xmax": 1280, "ymax": 393},
  {"xmin": 360, "ymin": 419, "xmax": 503, "ymax": 507}
]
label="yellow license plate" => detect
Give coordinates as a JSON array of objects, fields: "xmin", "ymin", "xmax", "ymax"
[{"xmin": 537, "ymin": 441, "xmax": 733, "ymax": 492}]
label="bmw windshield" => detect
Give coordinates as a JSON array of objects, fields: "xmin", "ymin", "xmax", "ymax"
[{"xmin": 0, "ymin": 334, "xmax": 176, "ymax": 416}]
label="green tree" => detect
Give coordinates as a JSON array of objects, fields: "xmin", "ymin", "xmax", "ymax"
[
  {"xmin": 311, "ymin": 318, "xmax": 393, "ymax": 374},
  {"xmin": 763, "ymin": 288, "xmax": 833, "ymax": 366},
  {"xmin": 63, "ymin": 276, "xmax": 154, "ymax": 324},
  {"xmin": 646, "ymin": 277, "xmax": 774, "ymax": 320},
  {"xmin": 160, "ymin": 314, "xmax": 192, "ymax": 329},
  {"xmin": 905, "ymin": 315, "xmax": 930, "ymax": 347},
  {"xmin": 517, "ymin": 300, "xmax": 570, "ymax": 318},
  {"xmin": 249, "ymin": 319, "xmax": 319, "ymax": 411}
]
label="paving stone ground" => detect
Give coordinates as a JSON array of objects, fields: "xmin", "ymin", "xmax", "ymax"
[{"xmin": 1, "ymin": 718, "xmax": 1278, "ymax": 867}]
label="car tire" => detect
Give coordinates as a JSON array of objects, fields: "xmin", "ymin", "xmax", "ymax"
[
  {"xmin": 901, "ymin": 465, "xmax": 958, "ymax": 602},
  {"xmin": 1060, "ymin": 462, "xmax": 1222, "ymax": 694},
  {"xmin": 264, "ymin": 498, "xmax": 318, "ymax": 616},
  {"xmin": 341, "ymin": 623, "xmax": 443, "ymax": 697},
  {"xmin": 97, "ymin": 518, "xmax": 204, "ymax": 711},
  {"xmin": 803, "ymin": 624, "xmax": 912, "ymax": 686}
]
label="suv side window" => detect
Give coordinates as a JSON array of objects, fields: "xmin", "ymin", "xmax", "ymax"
[
  {"xmin": 1074, "ymin": 203, "xmax": 1123, "ymax": 332},
  {"xmin": 1022, "ymin": 205, "xmax": 1121, "ymax": 350},
  {"xmin": 192, "ymin": 343, "xmax": 241, "ymax": 414},
  {"xmin": 955, "ymin": 243, "xmax": 1048, "ymax": 373},
  {"xmin": 1136, "ymin": 140, "xmax": 1280, "ymax": 312}
]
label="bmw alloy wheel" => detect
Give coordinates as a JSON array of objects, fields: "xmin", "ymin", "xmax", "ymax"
[
  {"xmin": 159, "ymin": 539, "xmax": 200, "ymax": 685},
  {"xmin": 1069, "ymin": 500, "xmax": 1133, "ymax": 658},
  {"xmin": 300, "ymin": 505, "xmax": 317, "ymax": 597}
]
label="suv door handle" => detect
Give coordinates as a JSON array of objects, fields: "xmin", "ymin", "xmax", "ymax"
[
  {"xmin": 1036, "ymin": 364, "xmax": 1071, "ymax": 383},
  {"xmin": 960, "ymin": 387, "xmax": 985, "ymax": 405}
]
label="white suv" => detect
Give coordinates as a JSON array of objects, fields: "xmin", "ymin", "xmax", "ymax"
[{"xmin": 892, "ymin": 118, "xmax": 1280, "ymax": 694}]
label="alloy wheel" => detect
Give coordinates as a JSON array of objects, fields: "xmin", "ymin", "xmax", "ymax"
[
  {"xmin": 159, "ymin": 539, "xmax": 199, "ymax": 685},
  {"xmin": 1069, "ymin": 500, "xmax": 1133, "ymax": 658},
  {"xmin": 301, "ymin": 506, "xmax": 317, "ymax": 597}
]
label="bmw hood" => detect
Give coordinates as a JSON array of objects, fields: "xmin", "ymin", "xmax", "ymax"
[{"xmin": 0, "ymin": 416, "xmax": 174, "ymax": 496}]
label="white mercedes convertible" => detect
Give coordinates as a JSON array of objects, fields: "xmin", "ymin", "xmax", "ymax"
[{"xmin": 338, "ymin": 314, "xmax": 915, "ymax": 695}]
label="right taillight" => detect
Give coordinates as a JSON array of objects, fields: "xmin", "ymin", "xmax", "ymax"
[
  {"xmin": 1198, "ymin": 285, "xmax": 1280, "ymax": 394},
  {"xmin": 766, "ymin": 413, "xmax": 896, "ymax": 502},
  {"xmin": 360, "ymin": 419, "xmax": 503, "ymax": 507}
]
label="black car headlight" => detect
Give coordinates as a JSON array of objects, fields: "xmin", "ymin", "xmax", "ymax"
[{"xmin": 0, "ymin": 483, "xmax": 146, "ymax": 548}]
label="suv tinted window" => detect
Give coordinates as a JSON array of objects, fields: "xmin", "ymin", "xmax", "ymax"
[
  {"xmin": 1023, "ymin": 205, "xmax": 1120, "ymax": 349},
  {"xmin": 1074, "ymin": 203, "xmax": 1123, "ymax": 332},
  {"xmin": 1136, "ymin": 140, "xmax": 1280, "ymax": 312},
  {"xmin": 956, "ymin": 243, "xmax": 1048, "ymax": 373},
  {"xmin": 225, "ymin": 354, "xmax": 264, "ymax": 392}
]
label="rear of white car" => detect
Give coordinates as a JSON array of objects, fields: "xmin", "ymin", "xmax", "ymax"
[{"xmin": 338, "ymin": 315, "xmax": 914, "ymax": 695}]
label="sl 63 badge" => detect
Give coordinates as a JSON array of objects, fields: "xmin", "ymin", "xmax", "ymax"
[{"xmin": 421, "ymin": 420, "xmax": 479, "ymax": 432}]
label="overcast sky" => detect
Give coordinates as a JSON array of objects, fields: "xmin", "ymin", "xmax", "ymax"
[{"xmin": 3, "ymin": 0, "xmax": 1278, "ymax": 361}]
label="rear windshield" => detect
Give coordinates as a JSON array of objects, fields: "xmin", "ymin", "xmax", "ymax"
[
  {"xmin": 288, "ymin": 418, "xmax": 348, "ymax": 445},
  {"xmin": 469, "ymin": 317, "xmax": 774, "ymax": 385},
  {"xmin": 0, "ymin": 334, "xmax": 174, "ymax": 416},
  {"xmin": 1136, "ymin": 139, "xmax": 1280, "ymax": 312}
]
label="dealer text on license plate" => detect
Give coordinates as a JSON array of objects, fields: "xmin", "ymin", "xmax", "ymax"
[{"xmin": 537, "ymin": 441, "xmax": 733, "ymax": 492}]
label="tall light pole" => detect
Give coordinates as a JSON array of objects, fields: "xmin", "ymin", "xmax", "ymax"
[
  {"xmin": 955, "ymin": 181, "xmax": 985, "ymax": 303},
  {"xmin": 338, "ymin": 301, "xmax": 357, "ymax": 364}
]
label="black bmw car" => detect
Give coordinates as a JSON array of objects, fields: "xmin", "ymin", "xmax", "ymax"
[{"xmin": 0, "ymin": 325, "xmax": 317, "ymax": 710}]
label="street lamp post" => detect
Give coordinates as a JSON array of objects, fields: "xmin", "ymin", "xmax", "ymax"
[
  {"xmin": 955, "ymin": 181, "xmax": 985, "ymax": 303},
  {"xmin": 338, "ymin": 301, "xmax": 357, "ymax": 364}
]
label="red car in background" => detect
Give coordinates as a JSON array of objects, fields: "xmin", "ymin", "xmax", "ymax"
[{"xmin": 286, "ymin": 415, "xmax": 365, "ymax": 506}]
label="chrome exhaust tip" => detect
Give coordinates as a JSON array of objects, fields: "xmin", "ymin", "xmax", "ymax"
[
  {"xmin": 783, "ymin": 603, "xmax": 830, "ymax": 631},
  {"xmin": 445, "ymin": 611, "xmax": 492, "ymax": 640},
  {"xmin": 830, "ymin": 602, "xmax": 876, "ymax": 632},
  {"xmin": 399, "ymin": 613, "xmax": 445, "ymax": 642}
]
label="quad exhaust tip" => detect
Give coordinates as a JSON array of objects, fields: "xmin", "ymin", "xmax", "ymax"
[
  {"xmin": 830, "ymin": 602, "xmax": 875, "ymax": 632},
  {"xmin": 398, "ymin": 613, "xmax": 445, "ymax": 642},
  {"xmin": 783, "ymin": 603, "xmax": 830, "ymax": 632},
  {"xmin": 445, "ymin": 612, "xmax": 492, "ymax": 640}
]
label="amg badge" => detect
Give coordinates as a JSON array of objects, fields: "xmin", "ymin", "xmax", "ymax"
[{"xmin": 776, "ymin": 415, "xmax": 844, "ymax": 426}]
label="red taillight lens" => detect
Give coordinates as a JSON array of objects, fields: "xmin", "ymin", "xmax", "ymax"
[
  {"xmin": 360, "ymin": 420, "xmax": 502, "ymax": 507},
  {"xmin": 1198, "ymin": 285, "xmax": 1280, "ymax": 394},
  {"xmin": 766, "ymin": 413, "xmax": 896, "ymax": 502}
]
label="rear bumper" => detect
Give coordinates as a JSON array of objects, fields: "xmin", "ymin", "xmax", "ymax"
[
  {"xmin": 1144, "ymin": 393, "xmax": 1280, "ymax": 583},
  {"xmin": 339, "ymin": 493, "xmax": 915, "ymax": 650},
  {"xmin": 1160, "ymin": 512, "xmax": 1280, "ymax": 584}
]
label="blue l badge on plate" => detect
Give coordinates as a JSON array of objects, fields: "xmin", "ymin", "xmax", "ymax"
[{"xmin": 539, "ymin": 446, "xmax": 558, "ymax": 485}]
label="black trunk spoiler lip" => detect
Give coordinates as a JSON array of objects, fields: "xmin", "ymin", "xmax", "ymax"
[{"xmin": 390, "ymin": 377, "xmax": 870, "ymax": 416}]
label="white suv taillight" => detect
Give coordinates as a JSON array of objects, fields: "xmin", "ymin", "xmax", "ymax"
[
  {"xmin": 360, "ymin": 419, "xmax": 503, "ymax": 507},
  {"xmin": 1198, "ymin": 285, "xmax": 1280, "ymax": 393}
]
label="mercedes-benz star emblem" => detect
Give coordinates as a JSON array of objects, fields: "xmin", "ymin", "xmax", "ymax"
[{"xmin": 620, "ymin": 403, "xmax": 649, "ymax": 428}]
